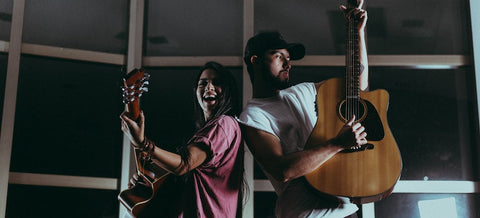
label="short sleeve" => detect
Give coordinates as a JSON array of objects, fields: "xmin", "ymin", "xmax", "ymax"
[
  {"xmin": 188, "ymin": 115, "xmax": 239, "ymax": 168},
  {"xmin": 238, "ymin": 106, "xmax": 278, "ymax": 137}
]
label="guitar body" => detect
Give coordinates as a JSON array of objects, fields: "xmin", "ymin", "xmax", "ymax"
[
  {"xmin": 304, "ymin": 77, "xmax": 402, "ymax": 204},
  {"xmin": 118, "ymin": 150, "xmax": 171, "ymax": 217}
]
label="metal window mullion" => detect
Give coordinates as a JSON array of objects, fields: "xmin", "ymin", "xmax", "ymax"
[
  {"xmin": 21, "ymin": 43, "xmax": 125, "ymax": 65},
  {"xmin": 0, "ymin": 0, "xmax": 25, "ymax": 216},
  {"xmin": 119, "ymin": 0, "xmax": 145, "ymax": 217},
  {"xmin": 8, "ymin": 172, "xmax": 117, "ymax": 190},
  {"xmin": 143, "ymin": 56, "xmax": 242, "ymax": 67},
  {"xmin": 362, "ymin": 203, "xmax": 375, "ymax": 218},
  {"xmin": 243, "ymin": 0, "xmax": 254, "ymax": 218},
  {"xmin": 296, "ymin": 55, "xmax": 469, "ymax": 67},
  {"xmin": 469, "ymin": 0, "xmax": 480, "ymax": 177},
  {"xmin": 142, "ymin": 55, "xmax": 469, "ymax": 67},
  {"xmin": 254, "ymin": 179, "xmax": 480, "ymax": 193},
  {"xmin": 0, "ymin": 42, "xmax": 471, "ymax": 67}
]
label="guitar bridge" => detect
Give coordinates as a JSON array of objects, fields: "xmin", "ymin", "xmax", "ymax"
[{"xmin": 341, "ymin": 143, "xmax": 374, "ymax": 153}]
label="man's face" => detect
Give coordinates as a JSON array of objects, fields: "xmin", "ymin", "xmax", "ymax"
[{"xmin": 261, "ymin": 48, "xmax": 292, "ymax": 90}]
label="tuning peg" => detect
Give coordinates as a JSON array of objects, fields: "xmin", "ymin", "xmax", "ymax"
[{"xmin": 122, "ymin": 96, "xmax": 130, "ymax": 104}]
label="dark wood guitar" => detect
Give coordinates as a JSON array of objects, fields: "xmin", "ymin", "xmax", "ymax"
[
  {"xmin": 304, "ymin": 0, "xmax": 402, "ymax": 204},
  {"xmin": 118, "ymin": 69, "xmax": 171, "ymax": 217}
]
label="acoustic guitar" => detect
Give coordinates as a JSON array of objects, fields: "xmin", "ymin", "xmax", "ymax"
[
  {"xmin": 304, "ymin": 0, "xmax": 402, "ymax": 204},
  {"xmin": 118, "ymin": 68, "xmax": 171, "ymax": 217}
]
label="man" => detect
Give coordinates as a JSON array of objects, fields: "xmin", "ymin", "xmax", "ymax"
[{"xmin": 238, "ymin": 6, "xmax": 368, "ymax": 218}]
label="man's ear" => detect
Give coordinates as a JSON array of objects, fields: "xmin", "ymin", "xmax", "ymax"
[{"xmin": 250, "ymin": 55, "xmax": 258, "ymax": 65}]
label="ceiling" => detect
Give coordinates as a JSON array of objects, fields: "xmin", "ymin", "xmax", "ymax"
[{"xmin": 0, "ymin": 0, "xmax": 472, "ymax": 56}]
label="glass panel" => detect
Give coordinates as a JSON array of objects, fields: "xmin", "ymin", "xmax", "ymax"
[
  {"xmin": 369, "ymin": 67, "xmax": 477, "ymax": 180},
  {"xmin": 141, "ymin": 66, "xmax": 243, "ymax": 149},
  {"xmin": 255, "ymin": 0, "xmax": 471, "ymax": 55},
  {"xmin": 289, "ymin": 66, "xmax": 344, "ymax": 84},
  {"xmin": 145, "ymin": 0, "xmax": 243, "ymax": 56},
  {"xmin": 11, "ymin": 55, "xmax": 124, "ymax": 178},
  {"xmin": 22, "ymin": 0, "xmax": 129, "ymax": 53},
  {"xmin": 0, "ymin": 0, "xmax": 12, "ymax": 41},
  {"xmin": 375, "ymin": 193, "xmax": 480, "ymax": 218},
  {"xmin": 254, "ymin": 192, "xmax": 277, "ymax": 218},
  {"xmin": 6, "ymin": 184, "xmax": 119, "ymax": 218}
]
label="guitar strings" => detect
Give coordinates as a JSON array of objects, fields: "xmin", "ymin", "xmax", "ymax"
[{"xmin": 346, "ymin": 5, "xmax": 360, "ymax": 124}]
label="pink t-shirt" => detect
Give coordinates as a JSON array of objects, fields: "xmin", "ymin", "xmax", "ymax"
[{"xmin": 180, "ymin": 115, "xmax": 243, "ymax": 218}]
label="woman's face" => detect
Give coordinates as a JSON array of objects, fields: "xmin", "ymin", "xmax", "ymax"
[{"xmin": 196, "ymin": 69, "xmax": 222, "ymax": 120}]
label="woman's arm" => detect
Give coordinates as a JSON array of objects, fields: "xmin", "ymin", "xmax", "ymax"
[{"xmin": 121, "ymin": 111, "xmax": 207, "ymax": 175}]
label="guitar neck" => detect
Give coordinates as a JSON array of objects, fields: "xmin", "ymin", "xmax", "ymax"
[
  {"xmin": 126, "ymin": 100, "xmax": 141, "ymax": 121},
  {"xmin": 345, "ymin": 2, "xmax": 361, "ymax": 99},
  {"xmin": 344, "ymin": 0, "xmax": 365, "ymax": 122}
]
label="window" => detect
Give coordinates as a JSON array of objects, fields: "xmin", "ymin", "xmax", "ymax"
[{"xmin": 1, "ymin": 0, "xmax": 478, "ymax": 217}]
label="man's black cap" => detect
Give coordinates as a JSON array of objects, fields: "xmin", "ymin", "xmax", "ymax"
[{"xmin": 244, "ymin": 31, "xmax": 305, "ymax": 65}]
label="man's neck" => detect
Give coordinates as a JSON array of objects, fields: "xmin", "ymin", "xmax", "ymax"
[{"xmin": 252, "ymin": 82, "xmax": 279, "ymax": 98}]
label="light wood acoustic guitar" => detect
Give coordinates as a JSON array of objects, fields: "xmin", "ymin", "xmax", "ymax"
[
  {"xmin": 118, "ymin": 68, "xmax": 171, "ymax": 217},
  {"xmin": 304, "ymin": 0, "xmax": 402, "ymax": 204}
]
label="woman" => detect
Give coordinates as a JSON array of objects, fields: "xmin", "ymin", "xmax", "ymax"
[{"xmin": 121, "ymin": 61, "xmax": 244, "ymax": 218}]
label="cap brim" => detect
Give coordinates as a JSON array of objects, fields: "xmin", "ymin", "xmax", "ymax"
[{"xmin": 287, "ymin": 43, "xmax": 305, "ymax": 60}]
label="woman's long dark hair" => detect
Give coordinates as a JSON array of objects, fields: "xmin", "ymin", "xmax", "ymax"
[
  {"xmin": 192, "ymin": 61, "xmax": 241, "ymax": 129},
  {"xmin": 177, "ymin": 61, "xmax": 247, "ymax": 216},
  {"xmin": 178, "ymin": 61, "xmax": 240, "ymax": 167}
]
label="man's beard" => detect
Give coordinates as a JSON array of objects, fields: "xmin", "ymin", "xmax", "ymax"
[{"xmin": 262, "ymin": 64, "xmax": 291, "ymax": 90}]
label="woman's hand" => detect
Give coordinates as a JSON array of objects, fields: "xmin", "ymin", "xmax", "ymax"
[
  {"xmin": 128, "ymin": 172, "xmax": 147, "ymax": 188},
  {"xmin": 120, "ymin": 110, "xmax": 146, "ymax": 148}
]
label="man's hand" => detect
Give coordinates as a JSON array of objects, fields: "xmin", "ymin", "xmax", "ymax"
[
  {"xmin": 340, "ymin": 5, "xmax": 368, "ymax": 32},
  {"xmin": 332, "ymin": 115, "xmax": 368, "ymax": 150}
]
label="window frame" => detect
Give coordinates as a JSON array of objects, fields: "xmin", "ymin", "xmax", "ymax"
[{"xmin": 0, "ymin": 0, "xmax": 479, "ymax": 217}]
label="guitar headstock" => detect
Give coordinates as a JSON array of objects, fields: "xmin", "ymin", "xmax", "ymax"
[
  {"xmin": 347, "ymin": 0, "xmax": 363, "ymax": 9},
  {"xmin": 122, "ymin": 68, "xmax": 150, "ymax": 119}
]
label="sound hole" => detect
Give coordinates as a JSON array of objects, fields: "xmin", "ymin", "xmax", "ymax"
[
  {"xmin": 336, "ymin": 98, "xmax": 385, "ymax": 146},
  {"xmin": 337, "ymin": 98, "xmax": 368, "ymax": 123}
]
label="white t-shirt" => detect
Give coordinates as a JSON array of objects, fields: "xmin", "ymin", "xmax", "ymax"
[{"xmin": 239, "ymin": 82, "xmax": 358, "ymax": 218}]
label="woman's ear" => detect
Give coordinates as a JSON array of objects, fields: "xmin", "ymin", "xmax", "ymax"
[{"xmin": 250, "ymin": 55, "xmax": 258, "ymax": 65}]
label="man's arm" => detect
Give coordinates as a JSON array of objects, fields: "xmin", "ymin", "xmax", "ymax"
[
  {"xmin": 243, "ymin": 125, "xmax": 340, "ymax": 182},
  {"xmin": 357, "ymin": 8, "xmax": 369, "ymax": 91},
  {"xmin": 241, "ymin": 116, "xmax": 366, "ymax": 183},
  {"xmin": 319, "ymin": 6, "xmax": 368, "ymax": 90}
]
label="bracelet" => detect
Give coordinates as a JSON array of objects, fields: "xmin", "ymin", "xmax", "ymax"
[{"xmin": 139, "ymin": 138, "xmax": 155, "ymax": 160}]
